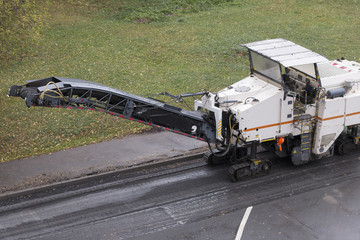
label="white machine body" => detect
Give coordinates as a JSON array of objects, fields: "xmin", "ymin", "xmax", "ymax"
[{"xmin": 195, "ymin": 38, "xmax": 360, "ymax": 159}]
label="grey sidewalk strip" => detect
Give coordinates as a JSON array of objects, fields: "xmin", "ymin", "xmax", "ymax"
[{"xmin": 0, "ymin": 131, "xmax": 207, "ymax": 194}]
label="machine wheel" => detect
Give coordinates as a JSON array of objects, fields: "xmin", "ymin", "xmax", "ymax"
[
  {"xmin": 227, "ymin": 158, "xmax": 272, "ymax": 182},
  {"xmin": 261, "ymin": 160, "xmax": 272, "ymax": 173},
  {"xmin": 335, "ymin": 137, "xmax": 358, "ymax": 155},
  {"xmin": 336, "ymin": 140, "xmax": 345, "ymax": 156},
  {"xmin": 227, "ymin": 162, "xmax": 251, "ymax": 182},
  {"xmin": 235, "ymin": 166, "xmax": 252, "ymax": 181}
]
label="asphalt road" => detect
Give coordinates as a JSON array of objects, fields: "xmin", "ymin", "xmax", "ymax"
[{"xmin": 0, "ymin": 153, "xmax": 359, "ymax": 240}]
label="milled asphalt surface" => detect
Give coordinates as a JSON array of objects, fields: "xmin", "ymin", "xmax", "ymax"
[
  {"xmin": 2, "ymin": 148, "xmax": 359, "ymax": 240},
  {"xmin": 1, "ymin": 131, "xmax": 360, "ymax": 239},
  {"xmin": 131, "ymin": 177, "xmax": 360, "ymax": 240},
  {"xmin": 0, "ymin": 130, "xmax": 207, "ymax": 193}
]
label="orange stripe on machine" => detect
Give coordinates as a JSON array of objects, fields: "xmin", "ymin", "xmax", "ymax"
[
  {"xmin": 242, "ymin": 111, "xmax": 360, "ymax": 132},
  {"xmin": 243, "ymin": 120, "xmax": 293, "ymax": 132}
]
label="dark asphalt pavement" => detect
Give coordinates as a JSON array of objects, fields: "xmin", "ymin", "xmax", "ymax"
[
  {"xmin": 1, "ymin": 152, "xmax": 359, "ymax": 240},
  {"xmin": 133, "ymin": 177, "xmax": 360, "ymax": 240}
]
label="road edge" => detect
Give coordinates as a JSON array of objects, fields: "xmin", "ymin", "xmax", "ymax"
[{"xmin": 0, "ymin": 152, "xmax": 206, "ymax": 200}]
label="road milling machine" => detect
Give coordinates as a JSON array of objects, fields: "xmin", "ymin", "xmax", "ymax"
[{"xmin": 8, "ymin": 39, "xmax": 360, "ymax": 181}]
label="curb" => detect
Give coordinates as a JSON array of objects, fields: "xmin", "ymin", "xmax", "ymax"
[{"xmin": 0, "ymin": 152, "xmax": 206, "ymax": 201}]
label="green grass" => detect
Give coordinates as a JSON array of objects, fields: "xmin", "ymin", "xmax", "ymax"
[
  {"xmin": 1, "ymin": 0, "xmax": 360, "ymax": 162},
  {"xmin": 91, "ymin": 0, "xmax": 233, "ymax": 23}
]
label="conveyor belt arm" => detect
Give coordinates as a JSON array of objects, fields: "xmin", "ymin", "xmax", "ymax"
[{"xmin": 8, "ymin": 77, "xmax": 216, "ymax": 142}]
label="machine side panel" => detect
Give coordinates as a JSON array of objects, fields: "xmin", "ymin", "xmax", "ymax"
[
  {"xmin": 345, "ymin": 94, "xmax": 360, "ymax": 126},
  {"xmin": 312, "ymin": 98, "xmax": 345, "ymax": 154},
  {"xmin": 237, "ymin": 92, "xmax": 293, "ymax": 141}
]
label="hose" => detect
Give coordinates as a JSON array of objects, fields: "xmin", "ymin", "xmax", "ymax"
[
  {"xmin": 39, "ymin": 81, "xmax": 67, "ymax": 102},
  {"xmin": 205, "ymin": 114, "xmax": 235, "ymax": 158}
]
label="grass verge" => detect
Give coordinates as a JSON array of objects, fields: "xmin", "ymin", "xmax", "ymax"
[{"xmin": 0, "ymin": 0, "xmax": 359, "ymax": 162}]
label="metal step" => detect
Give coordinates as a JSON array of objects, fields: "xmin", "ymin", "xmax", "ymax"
[
  {"xmin": 294, "ymin": 114, "xmax": 313, "ymax": 121},
  {"xmin": 300, "ymin": 132, "xmax": 312, "ymax": 160}
]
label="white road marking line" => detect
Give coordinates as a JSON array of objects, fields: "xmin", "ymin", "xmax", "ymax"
[{"xmin": 235, "ymin": 206, "xmax": 253, "ymax": 240}]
